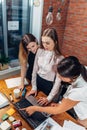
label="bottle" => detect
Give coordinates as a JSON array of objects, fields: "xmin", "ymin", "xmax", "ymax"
[{"xmin": 9, "ymin": 93, "xmax": 14, "ymax": 102}]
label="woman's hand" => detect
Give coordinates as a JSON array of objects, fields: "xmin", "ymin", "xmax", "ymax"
[
  {"xmin": 20, "ymin": 106, "xmax": 36, "ymax": 115},
  {"xmin": 26, "ymin": 90, "xmax": 37, "ymax": 97},
  {"xmin": 37, "ymin": 97, "xmax": 49, "ymax": 106},
  {"xmin": 18, "ymin": 85, "xmax": 24, "ymax": 91}
]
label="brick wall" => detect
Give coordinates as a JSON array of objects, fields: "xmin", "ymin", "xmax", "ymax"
[
  {"xmin": 42, "ymin": 0, "xmax": 69, "ymax": 50},
  {"xmin": 42, "ymin": 0, "xmax": 87, "ymax": 65},
  {"xmin": 62, "ymin": 0, "xmax": 87, "ymax": 65}
]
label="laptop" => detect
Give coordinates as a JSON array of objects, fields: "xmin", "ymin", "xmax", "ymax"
[{"xmin": 13, "ymin": 95, "xmax": 51, "ymax": 129}]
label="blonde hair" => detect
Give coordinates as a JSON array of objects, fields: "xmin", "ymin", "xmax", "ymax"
[
  {"xmin": 19, "ymin": 33, "xmax": 38, "ymax": 65},
  {"xmin": 19, "ymin": 42, "xmax": 28, "ymax": 65},
  {"xmin": 41, "ymin": 28, "xmax": 61, "ymax": 56}
]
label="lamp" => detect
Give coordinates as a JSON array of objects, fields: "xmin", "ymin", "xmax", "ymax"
[
  {"xmin": 46, "ymin": 6, "xmax": 53, "ymax": 25},
  {"xmin": 46, "ymin": 0, "xmax": 64, "ymax": 25},
  {"xmin": 56, "ymin": 8, "xmax": 61, "ymax": 21}
]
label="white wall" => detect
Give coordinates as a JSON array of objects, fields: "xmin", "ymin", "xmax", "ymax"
[{"xmin": 31, "ymin": 0, "xmax": 44, "ymax": 42}]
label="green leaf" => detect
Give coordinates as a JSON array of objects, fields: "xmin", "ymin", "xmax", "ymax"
[{"xmin": 0, "ymin": 54, "xmax": 10, "ymax": 65}]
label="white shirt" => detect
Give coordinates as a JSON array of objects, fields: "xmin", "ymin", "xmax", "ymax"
[
  {"xmin": 32, "ymin": 48, "xmax": 64, "ymax": 102},
  {"xmin": 63, "ymin": 75, "xmax": 87, "ymax": 120}
]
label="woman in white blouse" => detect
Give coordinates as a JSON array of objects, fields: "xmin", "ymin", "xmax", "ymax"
[
  {"xmin": 27, "ymin": 28, "xmax": 64, "ymax": 105},
  {"xmin": 23, "ymin": 56, "xmax": 87, "ymax": 128}
]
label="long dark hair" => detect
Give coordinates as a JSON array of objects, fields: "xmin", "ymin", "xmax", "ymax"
[
  {"xmin": 21, "ymin": 33, "xmax": 38, "ymax": 53},
  {"xmin": 57, "ymin": 56, "xmax": 87, "ymax": 82},
  {"xmin": 41, "ymin": 28, "xmax": 61, "ymax": 56}
]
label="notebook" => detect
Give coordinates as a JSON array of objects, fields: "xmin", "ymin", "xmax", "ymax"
[{"xmin": 13, "ymin": 95, "xmax": 50, "ymax": 129}]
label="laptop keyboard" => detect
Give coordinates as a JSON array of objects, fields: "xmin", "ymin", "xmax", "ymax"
[
  {"xmin": 14, "ymin": 98, "xmax": 47, "ymax": 128},
  {"xmin": 26, "ymin": 95, "xmax": 51, "ymax": 117},
  {"xmin": 15, "ymin": 98, "xmax": 32, "ymax": 108}
]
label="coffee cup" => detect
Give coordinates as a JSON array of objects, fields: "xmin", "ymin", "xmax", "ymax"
[{"xmin": 13, "ymin": 88, "xmax": 20, "ymax": 98}]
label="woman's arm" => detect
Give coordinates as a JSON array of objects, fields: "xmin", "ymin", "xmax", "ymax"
[
  {"xmin": 47, "ymin": 55, "xmax": 64, "ymax": 102},
  {"xmin": 47, "ymin": 74, "xmax": 61, "ymax": 102},
  {"xmin": 22, "ymin": 98, "xmax": 79, "ymax": 115},
  {"xmin": 31, "ymin": 49, "xmax": 41, "ymax": 91},
  {"xmin": 19, "ymin": 63, "xmax": 27, "ymax": 89},
  {"xmin": 27, "ymin": 49, "xmax": 40, "ymax": 96},
  {"xmin": 37, "ymin": 75, "xmax": 61, "ymax": 106},
  {"xmin": 18, "ymin": 43, "xmax": 28, "ymax": 90}
]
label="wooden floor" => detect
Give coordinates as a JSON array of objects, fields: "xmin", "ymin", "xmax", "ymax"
[{"xmin": 0, "ymin": 74, "xmax": 79, "ymax": 130}]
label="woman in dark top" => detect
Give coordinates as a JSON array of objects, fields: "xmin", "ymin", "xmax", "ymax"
[
  {"xmin": 26, "ymin": 52, "xmax": 36, "ymax": 81},
  {"xmin": 18, "ymin": 33, "xmax": 38, "ymax": 90}
]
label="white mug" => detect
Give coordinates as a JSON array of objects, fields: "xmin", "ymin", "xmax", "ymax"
[{"xmin": 13, "ymin": 88, "xmax": 20, "ymax": 98}]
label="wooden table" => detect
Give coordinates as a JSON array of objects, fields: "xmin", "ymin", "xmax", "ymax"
[{"xmin": 0, "ymin": 75, "xmax": 79, "ymax": 130}]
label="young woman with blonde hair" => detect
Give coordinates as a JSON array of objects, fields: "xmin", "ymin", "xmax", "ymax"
[
  {"xmin": 28, "ymin": 28, "xmax": 64, "ymax": 105},
  {"xmin": 18, "ymin": 34, "xmax": 38, "ymax": 90}
]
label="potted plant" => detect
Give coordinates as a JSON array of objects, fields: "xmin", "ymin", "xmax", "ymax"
[{"xmin": 0, "ymin": 54, "xmax": 10, "ymax": 71}]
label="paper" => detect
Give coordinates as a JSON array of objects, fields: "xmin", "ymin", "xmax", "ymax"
[
  {"xmin": 0, "ymin": 121, "xmax": 11, "ymax": 130},
  {"xmin": 63, "ymin": 120, "xmax": 85, "ymax": 130},
  {"xmin": 6, "ymin": 108, "xmax": 16, "ymax": 116},
  {"xmin": 5, "ymin": 77, "xmax": 28, "ymax": 88},
  {"xmin": 34, "ymin": 117, "xmax": 62, "ymax": 130},
  {"xmin": 0, "ymin": 93, "xmax": 9, "ymax": 108},
  {"xmin": 8, "ymin": 21, "xmax": 19, "ymax": 30}
]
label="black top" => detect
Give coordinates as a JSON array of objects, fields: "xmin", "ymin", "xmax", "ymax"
[{"xmin": 26, "ymin": 52, "xmax": 36, "ymax": 81}]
